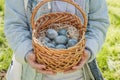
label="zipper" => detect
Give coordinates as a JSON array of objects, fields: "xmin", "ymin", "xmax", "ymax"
[
  {"xmin": 83, "ymin": 64, "xmax": 95, "ymax": 80},
  {"xmin": 86, "ymin": 64, "xmax": 95, "ymax": 80}
]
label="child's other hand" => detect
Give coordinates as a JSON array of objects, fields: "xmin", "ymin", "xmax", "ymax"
[
  {"xmin": 26, "ymin": 51, "xmax": 55, "ymax": 75},
  {"xmin": 64, "ymin": 50, "xmax": 90, "ymax": 73}
]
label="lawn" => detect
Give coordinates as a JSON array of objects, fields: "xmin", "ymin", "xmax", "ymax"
[{"xmin": 0, "ymin": 0, "xmax": 120, "ymax": 80}]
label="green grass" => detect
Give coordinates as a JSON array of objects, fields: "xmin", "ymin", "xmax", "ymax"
[
  {"xmin": 0, "ymin": 0, "xmax": 120, "ymax": 80},
  {"xmin": 96, "ymin": 0, "xmax": 120, "ymax": 79},
  {"xmin": 0, "ymin": 0, "xmax": 13, "ymax": 71},
  {"xmin": 97, "ymin": 26, "xmax": 120, "ymax": 80}
]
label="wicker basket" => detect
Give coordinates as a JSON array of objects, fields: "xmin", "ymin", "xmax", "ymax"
[{"xmin": 31, "ymin": 0, "xmax": 87, "ymax": 72}]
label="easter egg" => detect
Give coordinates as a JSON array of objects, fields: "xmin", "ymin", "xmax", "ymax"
[
  {"xmin": 56, "ymin": 44, "xmax": 66, "ymax": 49},
  {"xmin": 50, "ymin": 40, "xmax": 56, "ymax": 46},
  {"xmin": 67, "ymin": 39, "xmax": 78, "ymax": 47},
  {"xmin": 55, "ymin": 35, "xmax": 68, "ymax": 44},
  {"xmin": 43, "ymin": 37, "xmax": 51, "ymax": 43},
  {"xmin": 58, "ymin": 29, "xmax": 67, "ymax": 36},
  {"xmin": 46, "ymin": 29, "xmax": 58, "ymax": 39},
  {"xmin": 46, "ymin": 43, "xmax": 55, "ymax": 48}
]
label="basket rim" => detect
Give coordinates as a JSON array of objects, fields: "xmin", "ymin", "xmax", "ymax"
[{"xmin": 33, "ymin": 12, "xmax": 83, "ymax": 30}]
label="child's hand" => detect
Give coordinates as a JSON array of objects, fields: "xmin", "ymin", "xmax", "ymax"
[
  {"xmin": 64, "ymin": 50, "xmax": 90, "ymax": 73},
  {"xmin": 26, "ymin": 51, "xmax": 55, "ymax": 75}
]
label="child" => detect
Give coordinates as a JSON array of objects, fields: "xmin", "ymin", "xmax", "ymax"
[{"xmin": 4, "ymin": 0, "xmax": 109, "ymax": 80}]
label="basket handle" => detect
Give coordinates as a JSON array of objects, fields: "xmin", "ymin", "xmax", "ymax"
[{"xmin": 31, "ymin": 0, "xmax": 87, "ymax": 30}]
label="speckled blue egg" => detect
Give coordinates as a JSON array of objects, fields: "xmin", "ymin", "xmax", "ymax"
[
  {"xmin": 56, "ymin": 44, "xmax": 66, "ymax": 49},
  {"xmin": 58, "ymin": 29, "xmax": 67, "ymax": 36},
  {"xmin": 55, "ymin": 35, "xmax": 68, "ymax": 44},
  {"xmin": 46, "ymin": 29, "xmax": 58, "ymax": 39},
  {"xmin": 67, "ymin": 39, "xmax": 78, "ymax": 47},
  {"xmin": 46, "ymin": 43, "xmax": 55, "ymax": 48}
]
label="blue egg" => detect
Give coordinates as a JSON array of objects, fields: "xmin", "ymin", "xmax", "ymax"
[
  {"xmin": 46, "ymin": 29, "xmax": 58, "ymax": 39},
  {"xmin": 67, "ymin": 39, "xmax": 78, "ymax": 47},
  {"xmin": 50, "ymin": 40, "xmax": 56, "ymax": 46},
  {"xmin": 44, "ymin": 37, "xmax": 51, "ymax": 42},
  {"xmin": 56, "ymin": 44, "xmax": 66, "ymax": 49},
  {"xmin": 55, "ymin": 35, "xmax": 68, "ymax": 44},
  {"xmin": 58, "ymin": 29, "xmax": 67, "ymax": 36},
  {"xmin": 46, "ymin": 43, "xmax": 55, "ymax": 48}
]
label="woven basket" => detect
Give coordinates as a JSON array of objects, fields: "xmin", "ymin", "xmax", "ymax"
[{"xmin": 31, "ymin": 0, "xmax": 87, "ymax": 72}]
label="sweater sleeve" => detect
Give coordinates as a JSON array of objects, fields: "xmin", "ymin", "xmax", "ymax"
[
  {"xmin": 85, "ymin": 0, "xmax": 110, "ymax": 62},
  {"xmin": 4, "ymin": 0, "xmax": 33, "ymax": 64}
]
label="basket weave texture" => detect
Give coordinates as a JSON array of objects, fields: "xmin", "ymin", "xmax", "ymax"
[{"xmin": 31, "ymin": 0, "xmax": 87, "ymax": 72}]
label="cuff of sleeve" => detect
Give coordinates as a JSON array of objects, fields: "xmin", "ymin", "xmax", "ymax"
[
  {"xmin": 85, "ymin": 38, "xmax": 99, "ymax": 62},
  {"xmin": 25, "ymin": 49, "xmax": 33, "ymax": 62},
  {"xmin": 14, "ymin": 40, "xmax": 33, "ymax": 64},
  {"xmin": 85, "ymin": 49, "xmax": 91, "ymax": 63}
]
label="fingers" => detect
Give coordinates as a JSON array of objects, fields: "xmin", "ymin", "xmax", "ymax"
[
  {"xmin": 31, "ymin": 61, "xmax": 55, "ymax": 75},
  {"xmin": 26, "ymin": 52, "xmax": 55, "ymax": 75},
  {"xmin": 64, "ymin": 50, "xmax": 90, "ymax": 73},
  {"xmin": 27, "ymin": 51, "xmax": 89, "ymax": 75},
  {"xmin": 30, "ymin": 60, "xmax": 55, "ymax": 75},
  {"xmin": 30, "ymin": 61, "xmax": 46, "ymax": 70},
  {"xmin": 26, "ymin": 52, "xmax": 36, "ymax": 62},
  {"xmin": 83, "ymin": 50, "xmax": 89, "ymax": 58},
  {"xmin": 26, "ymin": 53, "xmax": 46, "ymax": 69}
]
